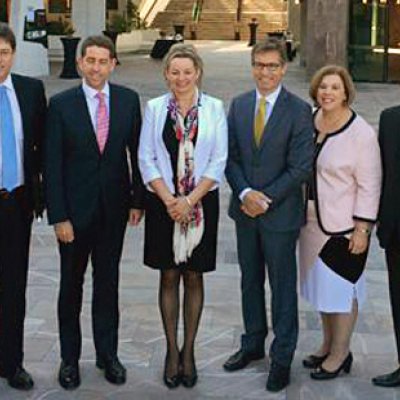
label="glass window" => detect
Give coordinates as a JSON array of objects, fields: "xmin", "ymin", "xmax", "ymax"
[
  {"xmin": 348, "ymin": 0, "xmax": 387, "ymax": 82},
  {"xmin": 0, "ymin": 0, "xmax": 8, "ymax": 22},
  {"xmin": 388, "ymin": 1, "xmax": 400, "ymax": 82},
  {"xmin": 48, "ymin": 0, "xmax": 69, "ymax": 13},
  {"xmin": 107, "ymin": 0, "xmax": 119, "ymax": 10}
]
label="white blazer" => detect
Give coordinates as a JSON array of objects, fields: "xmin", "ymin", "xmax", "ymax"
[{"xmin": 138, "ymin": 92, "xmax": 228, "ymax": 193}]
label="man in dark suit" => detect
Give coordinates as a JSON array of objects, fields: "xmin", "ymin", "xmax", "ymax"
[
  {"xmin": 0, "ymin": 23, "xmax": 46, "ymax": 391},
  {"xmin": 45, "ymin": 35, "xmax": 144, "ymax": 390},
  {"xmin": 372, "ymin": 107, "xmax": 400, "ymax": 387},
  {"xmin": 224, "ymin": 39, "xmax": 313, "ymax": 392}
]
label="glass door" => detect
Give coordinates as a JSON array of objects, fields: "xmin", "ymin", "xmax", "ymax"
[
  {"xmin": 348, "ymin": 0, "xmax": 387, "ymax": 82},
  {"xmin": 0, "ymin": 0, "xmax": 8, "ymax": 22},
  {"xmin": 387, "ymin": 1, "xmax": 400, "ymax": 82}
]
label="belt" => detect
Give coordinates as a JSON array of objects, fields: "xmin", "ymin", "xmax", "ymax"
[{"xmin": 0, "ymin": 186, "xmax": 26, "ymax": 200}]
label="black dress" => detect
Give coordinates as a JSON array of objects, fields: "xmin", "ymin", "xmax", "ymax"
[{"xmin": 143, "ymin": 114, "xmax": 219, "ymax": 272}]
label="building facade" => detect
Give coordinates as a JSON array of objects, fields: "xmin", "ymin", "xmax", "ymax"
[{"xmin": 292, "ymin": 0, "xmax": 400, "ymax": 82}]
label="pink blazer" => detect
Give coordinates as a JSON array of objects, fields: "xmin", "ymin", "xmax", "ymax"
[{"xmin": 311, "ymin": 113, "xmax": 382, "ymax": 235}]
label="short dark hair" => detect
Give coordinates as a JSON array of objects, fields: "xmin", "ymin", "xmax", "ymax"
[
  {"xmin": 80, "ymin": 35, "xmax": 116, "ymax": 59},
  {"xmin": 0, "ymin": 23, "xmax": 16, "ymax": 51},
  {"xmin": 251, "ymin": 38, "xmax": 287, "ymax": 65}
]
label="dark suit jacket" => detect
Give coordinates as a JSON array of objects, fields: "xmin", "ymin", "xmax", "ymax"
[
  {"xmin": 11, "ymin": 74, "xmax": 46, "ymax": 216},
  {"xmin": 45, "ymin": 83, "xmax": 144, "ymax": 229},
  {"xmin": 225, "ymin": 87, "xmax": 314, "ymax": 232},
  {"xmin": 377, "ymin": 106, "xmax": 400, "ymax": 248}
]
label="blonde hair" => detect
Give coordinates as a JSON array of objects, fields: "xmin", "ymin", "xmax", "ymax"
[
  {"xmin": 309, "ymin": 65, "xmax": 356, "ymax": 106},
  {"xmin": 163, "ymin": 43, "xmax": 204, "ymax": 86}
]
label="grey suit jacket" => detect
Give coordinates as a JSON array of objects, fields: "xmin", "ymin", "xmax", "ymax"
[{"xmin": 225, "ymin": 87, "xmax": 314, "ymax": 232}]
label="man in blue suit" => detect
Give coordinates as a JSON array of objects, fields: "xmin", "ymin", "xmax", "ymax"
[
  {"xmin": 45, "ymin": 35, "xmax": 144, "ymax": 390},
  {"xmin": 0, "ymin": 22, "xmax": 46, "ymax": 391},
  {"xmin": 224, "ymin": 39, "xmax": 313, "ymax": 392}
]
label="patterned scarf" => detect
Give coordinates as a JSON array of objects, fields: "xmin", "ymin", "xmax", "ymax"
[{"xmin": 167, "ymin": 92, "xmax": 204, "ymax": 264}]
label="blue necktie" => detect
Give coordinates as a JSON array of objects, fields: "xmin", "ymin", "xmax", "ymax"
[{"xmin": 0, "ymin": 86, "xmax": 18, "ymax": 191}]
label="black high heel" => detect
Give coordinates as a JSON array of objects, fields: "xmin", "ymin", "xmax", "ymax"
[
  {"xmin": 180, "ymin": 351, "xmax": 198, "ymax": 388},
  {"xmin": 302, "ymin": 353, "xmax": 329, "ymax": 369},
  {"xmin": 310, "ymin": 352, "xmax": 353, "ymax": 380},
  {"xmin": 163, "ymin": 352, "xmax": 181, "ymax": 389}
]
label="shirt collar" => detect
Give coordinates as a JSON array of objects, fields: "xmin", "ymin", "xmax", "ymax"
[
  {"xmin": 0, "ymin": 74, "xmax": 14, "ymax": 92},
  {"xmin": 256, "ymin": 84, "xmax": 282, "ymax": 107},
  {"xmin": 82, "ymin": 80, "xmax": 110, "ymax": 100}
]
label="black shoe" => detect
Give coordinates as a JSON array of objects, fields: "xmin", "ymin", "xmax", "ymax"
[
  {"xmin": 372, "ymin": 367, "xmax": 400, "ymax": 387},
  {"xmin": 223, "ymin": 349, "xmax": 265, "ymax": 372},
  {"xmin": 266, "ymin": 362, "xmax": 290, "ymax": 392},
  {"xmin": 98, "ymin": 357, "xmax": 126, "ymax": 385},
  {"xmin": 310, "ymin": 352, "xmax": 353, "ymax": 380},
  {"xmin": 7, "ymin": 366, "xmax": 34, "ymax": 391},
  {"xmin": 181, "ymin": 353, "xmax": 197, "ymax": 388},
  {"xmin": 302, "ymin": 353, "xmax": 329, "ymax": 369},
  {"xmin": 163, "ymin": 352, "xmax": 181, "ymax": 389},
  {"xmin": 58, "ymin": 361, "xmax": 80, "ymax": 390}
]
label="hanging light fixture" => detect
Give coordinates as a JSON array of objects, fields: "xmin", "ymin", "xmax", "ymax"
[
  {"xmin": 362, "ymin": 0, "xmax": 367, "ymax": 4},
  {"xmin": 397, "ymin": 0, "xmax": 400, "ymax": 5}
]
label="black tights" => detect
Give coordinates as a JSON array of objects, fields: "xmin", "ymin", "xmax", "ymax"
[{"xmin": 159, "ymin": 269, "xmax": 204, "ymax": 377}]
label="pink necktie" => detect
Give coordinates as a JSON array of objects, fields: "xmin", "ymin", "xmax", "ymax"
[{"xmin": 95, "ymin": 92, "xmax": 109, "ymax": 153}]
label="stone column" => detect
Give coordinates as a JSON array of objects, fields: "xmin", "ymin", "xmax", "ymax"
[
  {"xmin": 300, "ymin": 0, "xmax": 307, "ymax": 67},
  {"xmin": 305, "ymin": 0, "xmax": 349, "ymax": 75},
  {"xmin": 72, "ymin": 0, "xmax": 106, "ymax": 39},
  {"xmin": 287, "ymin": 0, "xmax": 301, "ymax": 42},
  {"xmin": 10, "ymin": 0, "xmax": 49, "ymax": 76}
]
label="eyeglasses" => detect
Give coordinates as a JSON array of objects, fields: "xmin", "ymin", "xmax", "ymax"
[
  {"xmin": 0, "ymin": 49, "xmax": 13, "ymax": 59},
  {"xmin": 252, "ymin": 61, "xmax": 282, "ymax": 72}
]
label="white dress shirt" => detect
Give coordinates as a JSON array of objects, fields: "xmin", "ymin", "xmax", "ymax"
[
  {"xmin": 239, "ymin": 85, "xmax": 282, "ymax": 202},
  {"xmin": 0, "ymin": 74, "xmax": 24, "ymax": 189},
  {"xmin": 81, "ymin": 80, "xmax": 110, "ymax": 131}
]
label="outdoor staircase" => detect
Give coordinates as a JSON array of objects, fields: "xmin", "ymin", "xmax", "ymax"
[{"xmin": 150, "ymin": 0, "xmax": 288, "ymax": 41}]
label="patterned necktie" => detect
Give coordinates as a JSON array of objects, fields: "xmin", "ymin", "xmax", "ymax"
[
  {"xmin": 254, "ymin": 97, "xmax": 267, "ymax": 147},
  {"xmin": 95, "ymin": 92, "xmax": 109, "ymax": 153},
  {"xmin": 0, "ymin": 86, "xmax": 18, "ymax": 191}
]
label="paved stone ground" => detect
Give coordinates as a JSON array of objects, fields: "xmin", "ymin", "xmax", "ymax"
[{"xmin": 1, "ymin": 41, "xmax": 400, "ymax": 400}]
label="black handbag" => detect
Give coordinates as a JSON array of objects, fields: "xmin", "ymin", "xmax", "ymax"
[{"xmin": 319, "ymin": 236, "xmax": 368, "ymax": 284}]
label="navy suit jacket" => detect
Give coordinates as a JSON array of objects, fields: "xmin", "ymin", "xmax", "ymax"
[
  {"xmin": 377, "ymin": 106, "xmax": 400, "ymax": 248},
  {"xmin": 45, "ymin": 83, "xmax": 144, "ymax": 229},
  {"xmin": 225, "ymin": 87, "xmax": 314, "ymax": 232},
  {"xmin": 11, "ymin": 74, "xmax": 46, "ymax": 216}
]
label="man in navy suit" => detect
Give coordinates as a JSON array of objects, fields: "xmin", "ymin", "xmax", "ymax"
[
  {"xmin": 45, "ymin": 35, "xmax": 144, "ymax": 390},
  {"xmin": 0, "ymin": 23, "xmax": 46, "ymax": 391},
  {"xmin": 372, "ymin": 107, "xmax": 400, "ymax": 387},
  {"xmin": 224, "ymin": 39, "xmax": 313, "ymax": 392}
]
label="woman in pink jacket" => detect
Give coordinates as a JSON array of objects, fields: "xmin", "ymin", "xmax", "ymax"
[{"xmin": 299, "ymin": 65, "xmax": 382, "ymax": 380}]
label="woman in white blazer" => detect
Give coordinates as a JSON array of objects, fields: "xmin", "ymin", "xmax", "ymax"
[
  {"xmin": 299, "ymin": 65, "xmax": 381, "ymax": 380},
  {"xmin": 138, "ymin": 44, "xmax": 227, "ymax": 389}
]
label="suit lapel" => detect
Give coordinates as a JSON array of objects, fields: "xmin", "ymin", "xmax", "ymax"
[
  {"xmin": 12, "ymin": 75, "xmax": 30, "ymax": 157},
  {"xmin": 76, "ymin": 86, "xmax": 101, "ymax": 155},
  {"xmin": 259, "ymin": 87, "xmax": 288, "ymax": 150},
  {"xmin": 243, "ymin": 90, "xmax": 257, "ymax": 152}
]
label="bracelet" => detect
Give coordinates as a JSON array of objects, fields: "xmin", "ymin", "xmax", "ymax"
[
  {"xmin": 355, "ymin": 227, "xmax": 371, "ymax": 235},
  {"xmin": 184, "ymin": 196, "xmax": 193, "ymax": 208}
]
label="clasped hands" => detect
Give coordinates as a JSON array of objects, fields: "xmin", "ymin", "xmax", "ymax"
[
  {"xmin": 165, "ymin": 196, "xmax": 193, "ymax": 224},
  {"xmin": 241, "ymin": 190, "xmax": 272, "ymax": 218}
]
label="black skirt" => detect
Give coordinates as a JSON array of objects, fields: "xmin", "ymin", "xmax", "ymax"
[{"xmin": 143, "ymin": 114, "xmax": 219, "ymax": 273}]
